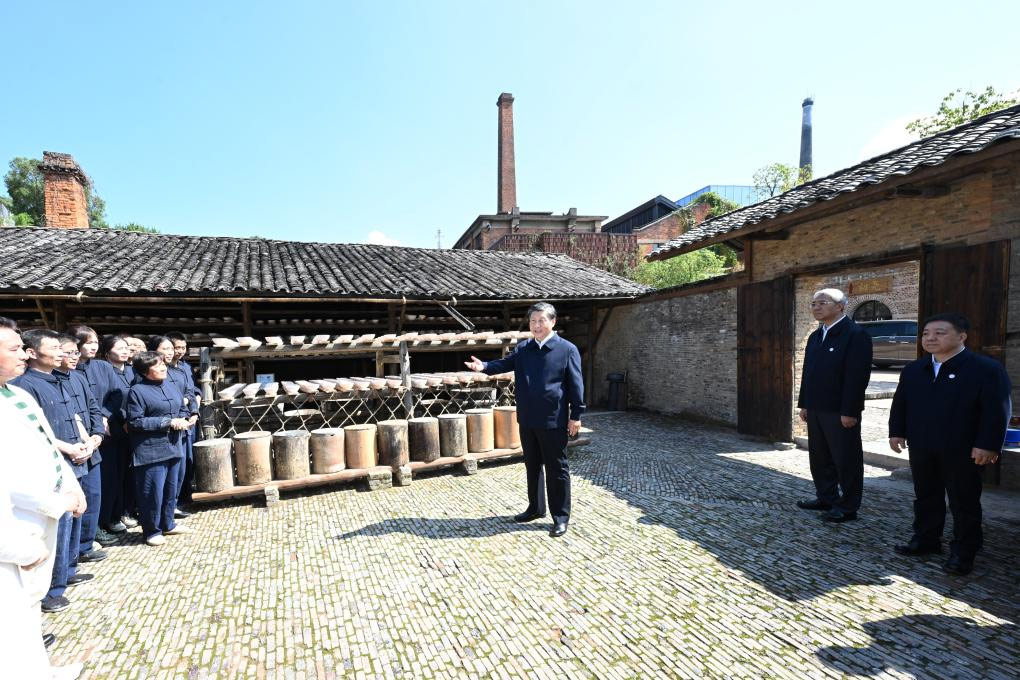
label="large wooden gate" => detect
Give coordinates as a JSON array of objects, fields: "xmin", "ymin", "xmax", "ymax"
[
  {"xmin": 737, "ymin": 276, "xmax": 794, "ymax": 441},
  {"xmin": 919, "ymin": 240, "xmax": 1010, "ymax": 362}
]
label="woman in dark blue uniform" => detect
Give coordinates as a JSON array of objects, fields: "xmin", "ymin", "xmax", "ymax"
[
  {"xmin": 93, "ymin": 334, "xmax": 136, "ymax": 542},
  {"xmin": 125, "ymin": 352, "xmax": 193, "ymax": 547}
]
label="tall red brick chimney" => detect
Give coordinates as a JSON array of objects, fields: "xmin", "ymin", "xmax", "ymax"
[
  {"xmin": 497, "ymin": 93, "xmax": 517, "ymax": 214},
  {"xmin": 40, "ymin": 151, "xmax": 90, "ymax": 228}
]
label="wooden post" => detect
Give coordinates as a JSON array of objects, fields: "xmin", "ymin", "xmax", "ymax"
[
  {"xmin": 375, "ymin": 350, "xmax": 384, "ymax": 378},
  {"xmin": 399, "ymin": 341, "xmax": 413, "ymax": 418},
  {"xmin": 53, "ymin": 301, "xmax": 66, "ymax": 330},
  {"xmin": 503, "ymin": 303, "xmax": 511, "ymax": 331},
  {"xmin": 34, "ymin": 299, "xmax": 50, "ymax": 329},
  {"xmin": 242, "ymin": 301, "xmax": 252, "ymax": 336},
  {"xmin": 198, "ymin": 347, "xmax": 218, "ymax": 440}
]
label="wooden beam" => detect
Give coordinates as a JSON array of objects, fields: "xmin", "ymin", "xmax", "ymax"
[
  {"xmin": 53, "ymin": 301, "xmax": 66, "ymax": 330},
  {"xmin": 241, "ymin": 302, "xmax": 252, "ymax": 336},
  {"xmin": 34, "ymin": 299, "xmax": 50, "ymax": 329}
]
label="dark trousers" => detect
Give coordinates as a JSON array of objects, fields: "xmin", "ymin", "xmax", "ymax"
[
  {"xmin": 77, "ymin": 464, "xmax": 102, "ymax": 555},
  {"xmin": 135, "ymin": 457, "xmax": 181, "ymax": 540},
  {"xmin": 48, "ymin": 511, "xmax": 80, "ymax": 599},
  {"xmin": 176, "ymin": 428, "xmax": 195, "ymax": 504},
  {"xmin": 99, "ymin": 435, "xmax": 130, "ymax": 528},
  {"xmin": 519, "ymin": 426, "xmax": 571, "ymax": 524},
  {"xmin": 806, "ymin": 410, "xmax": 864, "ymax": 512},
  {"xmin": 908, "ymin": 447, "xmax": 984, "ymax": 557}
]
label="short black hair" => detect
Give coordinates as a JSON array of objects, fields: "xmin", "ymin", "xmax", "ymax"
[
  {"xmin": 67, "ymin": 324, "xmax": 98, "ymax": 347},
  {"xmin": 21, "ymin": 328, "xmax": 62, "ymax": 352},
  {"xmin": 0, "ymin": 316, "xmax": 18, "ymax": 331},
  {"xmin": 922, "ymin": 312, "xmax": 970, "ymax": 333},
  {"xmin": 527, "ymin": 302, "xmax": 557, "ymax": 322},
  {"xmin": 165, "ymin": 331, "xmax": 187, "ymax": 343},
  {"xmin": 55, "ymin": 333, "xmax": 79, "ymax": 347},
  {"xmin": 132, "ymin": 351, "xmax": 163, "ymax": 377},
  {"xmin": 147, "ymin": 335, "xmax": 172, "ymax": 351}
]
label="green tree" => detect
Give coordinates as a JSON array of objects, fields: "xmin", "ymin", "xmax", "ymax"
[
  {"xmin": 690, "ymin": 192, "xmax": 741, "ymax": 267},
  {"xmin": 629, "ymin": 248, "xmax": 727, "ymax": 289},
  {"xmin": 753, "ymin": 162, "xmax": 811, "ymax": 200},
  {"xmin": 906, "ymin": 86, "xmax": 1018, "ymax": 138},
  {"xmin": 111, "ymin": 222, "xmax": 159, "ymax": 233}
]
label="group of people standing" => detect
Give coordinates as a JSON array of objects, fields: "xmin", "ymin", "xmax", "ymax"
[
  {"xmin": 0, "ymin": 318, "xmax": 202, "ymax": 679},
  {"xmin": 797, "ymin": 288, "xmax": 1011, "ymax": 576}
]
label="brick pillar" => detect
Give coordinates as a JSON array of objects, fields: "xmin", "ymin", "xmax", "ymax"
[
  {"xmin": 497, "ymin": 93, "xmax": 517, "ymax": 214},
  {"xmin": 40, "ymin": 151, "xmax": 89, "ymax": 228}
]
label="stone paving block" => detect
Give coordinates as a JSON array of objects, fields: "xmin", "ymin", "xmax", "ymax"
[{"xmin": 44, "ymin": 412, "xmax": 1020, "ymax": 679}]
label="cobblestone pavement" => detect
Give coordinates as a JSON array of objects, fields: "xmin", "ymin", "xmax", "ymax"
[{"xmin": 48, "ymin": 412, "xmax": 1020, "ymax": 679}]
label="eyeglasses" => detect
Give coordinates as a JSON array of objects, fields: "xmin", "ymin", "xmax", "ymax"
[
  {"xmin": 810, "ymin": 301, "xmax": 836, "ymax": 308},
  {"xmin": 64, "ymin": 350, "xmax": 81, "ymax": 357}
]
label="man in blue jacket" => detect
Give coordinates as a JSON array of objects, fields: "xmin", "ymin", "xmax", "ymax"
[
  {"xmin": 796, "ymin": 288, "xmax": 873, "ymax": 523},
  {"xmin": 11, "ymin": 329, "xmax": 106, "ymax": 612},
  {"xmin": 465, "ymin": 302, "xmax": 584, "ymax": 537},
  {"xmin": 889, "ymin": 313, "xmax": 1011, "ymax": 575}
]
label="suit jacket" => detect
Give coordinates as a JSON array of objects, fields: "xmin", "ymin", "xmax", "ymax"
[
  {"xmin": 126, "ymin": 379, "xmax": 190, "ymax": 466},
  {"xmin": 889, "ymin": 348, "xmax": 1011, "ymax": 453},
  {"xmin": 481, "ymin": 333, "xmax": 585, "ymax": 429},
  {"xmin": 797, "ymin": 316, "xmax": 873, "ymax": 416}
]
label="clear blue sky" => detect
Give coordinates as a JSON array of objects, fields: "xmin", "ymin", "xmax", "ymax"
[{"xmin": 2, "ymin": 1, "xmax": 1017, "ymax": 248}]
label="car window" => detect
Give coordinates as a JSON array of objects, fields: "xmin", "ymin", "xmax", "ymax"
[{"xmin": 862, "ymin": 323, "xmax": 892, "ymax": 338}]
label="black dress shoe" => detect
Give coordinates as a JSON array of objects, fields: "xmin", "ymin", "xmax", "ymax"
[
  {"xmin": 67, "ymin": 573, "xmax": 94, "ymax": 587},
  {"xmin": 549, "ymin": 522, "xmax": 568, "ymax": 537},
  {"xmin": 943, "ymin": 553, "xmax": 974, "ymax": 576},
  {"xmin": 41, "ymin": 595, "xmax": 70, "ymax": 613},
  {"xmin": 822, "ymin": 509, "xmax": 858, "ymax": 523},
  {"xmin": 43, "ymin": 633, "xmax": 56, "ymax": 649},
  {"xmin": 174, "ymin": 508, "xmax": 192, "ymax": 519},
  {"xmin": 513, "ymin": 511, "xmax": 543, "ymax": 523},
  {"xmin": 894, "ymin": 539, "xmax": 942, "ymax": 556},
  {"xmin": 78, "ymin": 549, "xmax": 108, "ymax": 563},
  {"xmin": 796, "ymin": 499, "xmax": 832, "ymax": 511}
]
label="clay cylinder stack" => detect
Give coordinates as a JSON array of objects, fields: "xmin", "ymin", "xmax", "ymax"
[
  {"xmin": 408, "ymin": 417, "xmax": 440, "ymax": 462},
  {"xmin": 273, "ymin": 430, "xmax": 310, "ymax": 480},
  {"xmin": 377, "ymin": 420, "xmax": 409, "ymax": 468},
  {"xmin": 344, "ymin": 424, "xmax": 378, "ymax": 468},
  {"xmin": 233, "ymin": 431, "xmax": 272, "ymax": 485},
  {"xmin": 193, "ymin": 438, "xmax": 233, "ymax": 492},
  {"xmin": 438, "ymin": 413, "xmax": 468, "ymax": 457},
  {"xmin": 465, "ymin": 408, "xmax": 494, "ymax": 453},
  {"xmin": 310, "ymin": 428, "xmax": 345, "ymax": 474},
  {"xmin": 493, "ymin": 406, "xmax": 520, "ymax": 449}
]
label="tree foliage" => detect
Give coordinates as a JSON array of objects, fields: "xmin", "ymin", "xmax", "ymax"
[
  {"xmin": 629, "ymin": 248, "xmax": 727, "ymax": 289},
  {"xmin": 906, "ymin": 86, "xmax": 1018, "ymax": 138},
  {"xmin": 1, "ymin": 156, "xmax": 153, "ymax": 231},
  {"xmin": 753, "ymin": 162, "xmax": 811, "ymax": 200}
]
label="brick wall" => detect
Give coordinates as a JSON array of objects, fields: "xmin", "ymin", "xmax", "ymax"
[
  {"xmin": 43, "ymin": 173, "xmax": 89, "ymax": 228},
  {"xmin": 751, "ymin": 156, "xmax": 1020, "ymax": 282},
  {"xmin": 593, "ymin": 287, "xmax": 738, "ymax": 425}
]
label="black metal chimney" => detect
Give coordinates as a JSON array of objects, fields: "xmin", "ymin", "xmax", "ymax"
[{"xmin": 799, "ymin": 97, "xmax": 813, "ymax": 179}]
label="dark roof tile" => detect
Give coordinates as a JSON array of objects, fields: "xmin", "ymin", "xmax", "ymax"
[{"xmin": 0, "ymin": 228, "xmax": 648, "ymax": 300}]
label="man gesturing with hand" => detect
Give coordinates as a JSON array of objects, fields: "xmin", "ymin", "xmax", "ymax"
[{"xmin": 465, "ymin": 302, "xmax": 583, "ymax": 537}]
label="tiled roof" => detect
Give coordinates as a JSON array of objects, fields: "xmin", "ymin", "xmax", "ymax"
[
  {"xmin": 649, "ymin": 104, "xmax": 1020, "ymax": 260},
  {"xmin": 0, "ymin": 227, "xmax": 648, "ymax": 300}
]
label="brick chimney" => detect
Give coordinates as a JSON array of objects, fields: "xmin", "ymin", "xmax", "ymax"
[
  {"xmin": 40, "ymin": 151, "xmax": 90, "ymax": 228},
  {"xmin": 497, "ymin": 93, "xmax": 517, "ymax": 214}
]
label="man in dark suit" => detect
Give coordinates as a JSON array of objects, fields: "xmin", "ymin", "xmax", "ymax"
[
  {"xmin": 796, "ymin": 288, "xmax": 873, "ymax": 523},
  {"xmin": 465, "ymin": 302, "xmax": 584, "ymax": 537},
  {"xmin": 889, "ymin": 313, "xmax": 1010, "ymax": 575}
]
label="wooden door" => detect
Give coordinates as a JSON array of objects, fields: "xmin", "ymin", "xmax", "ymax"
[
  {"xmin": 919, "ymin": 241, "xmax": 1010, "ymax": 362},
  {"xmin": 737, "ymin": 276, "xmax": 794, "ymax": 440}
]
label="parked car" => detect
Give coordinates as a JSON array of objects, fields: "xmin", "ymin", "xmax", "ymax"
[{"xmin": 857, "ymin": 319, "xmax": 918, "ymax": 367}]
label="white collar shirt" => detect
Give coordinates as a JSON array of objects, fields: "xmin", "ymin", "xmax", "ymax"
[
  {"xmin": 932, "ymin": 346, "xmax": 965, "ymax": 378},
  {"xmin": 821, "ymin": 315, "xmax": 847, "ymax": 343}
]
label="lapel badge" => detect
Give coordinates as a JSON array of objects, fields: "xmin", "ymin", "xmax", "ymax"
[
  {"xmin": 828, "ymin": 347, "xmax": 834, "ymax": 352},
  {"xmin": 949, "ymin": 374, "xmax": 956, "ymax": 379}
]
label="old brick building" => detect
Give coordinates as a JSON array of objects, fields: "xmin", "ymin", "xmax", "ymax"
[
  {"xmin": 454, "ymin": 93, "xmax": 637, "ymax": 273},
  {"xmin": 591, "ymin": 104, "xmax": 1020, "ymax": 486},
  {"xmin": 40, "ymin": 151, "xmax": 91, "ymax": 228}
]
